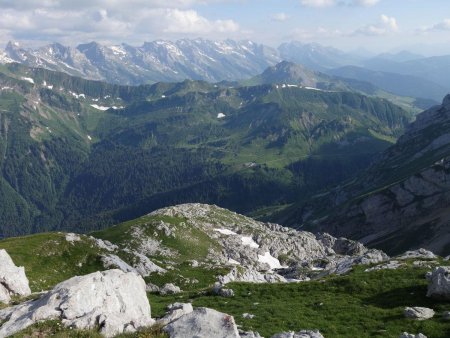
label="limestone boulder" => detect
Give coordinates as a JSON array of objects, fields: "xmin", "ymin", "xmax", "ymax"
[
  {"xmin": 160, "ymin": 283, "xmax": 181, "ymax": 295},
  {"xmin": 0, "ymin": 269, "xmax": 153, "ymax": 337},
  {"xmin": 403, "ymin": 307, "xmax": 435, "ymax": 320},
  {"xmin": 271, "ymin": 330, "xmax": 325, "ymax": 338},
  {"xmin": 0, "ymin": 249, "xmax": 31, "ymax": 304},
  {"xmin": 165, "ymin": 307, "xmax": 240, "ymax": 338},
  {"xmin": 426, "ymin": 266, "xmax": 450, "ymax": 299}
]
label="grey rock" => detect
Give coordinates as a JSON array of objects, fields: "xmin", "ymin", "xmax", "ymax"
[
  {"xmin": 403, "ymin": 307, "xmax": 435, "ymax": 320},
  {"xmin": 271, "ymin": 330, "xmax": 324, "ymax": 338},
  {"xmin": 397, "ymin": 249, "xmax": 437, "ymax": 260},
  {"xmin": 239, "ymin": 332, "xmax": 259, "ymax": 338},
  {"xmin": 101, "ymin": 254, "xmax": 136, "ymax": 273},
  {"xmin": 219, "ymin": 267, "xmax": 287, "ymax": 284},
  {"xmin": 157, "ymin": 302, "xmax": 193, "ymax": 326},
  {"xmin": 213, "ymin": 282, "xmax": 235, "ymax": 297},
  {"xmin": 0, "ymin": 249, "xmax": 31, "ymax": 304},
  {"xmin": 91, "ymin": 237, "xmax": 118, "ymax": 252},
  {"xmin": 165, "ymin": 307, "xmax": 240, "ymax": 338},
  {"xmin": 0, "ymin": 270, "xmax": 153, "ymax": 337},
  {"xmin": 146, "ymin": 282, "xmax": 160, "ymax": 293},
  {"xmin": 399, "ymin": 333, "xmax": 427, "ymax": 338},
  {"xmin": 365, "ymin": 260, "xmax": 403, "ymax": 272},
  {"xmin": 443, "ymin": 311, "xmax": 450, "ymax": 320},
  {"xmin": 65, "ymin": 233, "xmax": 81, "ymax": 243},
  {"xmin": 426, "ymin": 266, "xmax": 450, "ymax": 299},
  {"xmin": 160, "ymin": 283, "xmax": 181, "ymax": 295}
]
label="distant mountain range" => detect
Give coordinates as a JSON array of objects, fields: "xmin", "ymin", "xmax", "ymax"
[{"xmin": 1, "ymin": 39, "xmax": 449, "ymax": 103}]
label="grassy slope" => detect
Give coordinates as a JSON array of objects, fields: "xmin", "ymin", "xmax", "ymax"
[{"xmin": 0, "ymin": 218, "xmax": 449, "ymax": 337}]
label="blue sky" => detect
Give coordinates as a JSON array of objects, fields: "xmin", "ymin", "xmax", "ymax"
[{"xmin": 1, "ymin": 0, "xmax": 450, "ymax": 54}]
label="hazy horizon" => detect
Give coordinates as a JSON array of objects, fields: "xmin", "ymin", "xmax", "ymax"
[{"xmin": 1, "ymin": 0, "xmax": 450, "ymax": 56}]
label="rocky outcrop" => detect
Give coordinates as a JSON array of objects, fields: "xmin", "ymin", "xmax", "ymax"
[
  {"xmin": 164, "ymin": 307, "xmax": 240, "ymax": 338},
  {"xmin": 399, "ymin": 333, "xmax": 427, "ymax": 338},
  {"xmin": 150, "ymin": 204, "xmax": 389, "ymax": 283},
  {"xmin": 160, "ymin": 283, "xmax": 181, "ymax": 295},
  {"xmin": 397, "ymin": 249, "xmax": 437, "ymax": 260},
  {"xmin": 365, "ymin": 260, "xmax": 404, "ymax": 272},
  {"xmin": 271, "ymin": 330, "xmax": 325, "ymax": 338},
  {"xmin": 426, "ymin": 266, "xmax": 450, "ymax": 299},
  {"xmin": 403, "ymin": 307, "xmax": 435, "ymax": 320},
  {"xmin": 0, "ymin": 249, "xmax": 31, "ymax": 304},
  {"xmin": 0, "ymin": 270, "xmax": 153, "ymax": 337}
]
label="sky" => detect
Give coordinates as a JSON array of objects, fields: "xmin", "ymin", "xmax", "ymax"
[{"xmin": 1, "ymin": 0, "xmax": 450, "ymax": 55}]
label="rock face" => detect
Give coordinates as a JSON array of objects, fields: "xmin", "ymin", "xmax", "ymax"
[
  {"xmin": 0, "ymin": 249, "xmax": 31, "ymax": 304},
  {"xmin": 271, "ymin": 330, "xmax": 325, "ymax": 338},
  {"xmin": 283, "ymin": 95, "xmax": 450, "ymax": 255},
  {"xmin": 0, "ymin": 270, "xmax": 153, "ymax": 337},
  {"xmin": 403, "ymin": 307, "xmax": 435, "ymax": 320},
  {"xmin": 426, "ymin": 266, "xmax": 450, "ymax": 299},
  {"xmin": 165, "ymin": 307, "xmax": 240, "ymax": 338}
]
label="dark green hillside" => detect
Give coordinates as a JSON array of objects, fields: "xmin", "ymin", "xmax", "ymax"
[{"xmin": 0, "ymin": 63, "xmax": 411, "ymax": 235}]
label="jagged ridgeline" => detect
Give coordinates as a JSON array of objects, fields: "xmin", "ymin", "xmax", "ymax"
[{"xmin": 0, "ymin": 63, "xmax": 411, "ymax": 236}]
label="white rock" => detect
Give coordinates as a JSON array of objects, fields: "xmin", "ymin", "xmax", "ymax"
[
  {"xmin": 426, "ymin": 266, "xmax": 450, "ymax": 299},
  {"xmin": 219, "ymin": 267, "xmax": 287, "ymax": 284},
  {"xmin": 397, "ymin": 249, "xmax": 437, "ymax": 260},
  {"xmin": 101, "ymin": 254, "xmax": 136, "ymax": 273},
  {"xmin": 242, "ymin": 313, "xmax": 255, "ymax": 319},
  {"xmin": 92, "ymin": 237, "xmax": 118, "ymax": 252},
  {"xmin": 271, "ymin": 330, "xmax": 324, "ymax": 338},
  {"xmin": 160, "ymin": 283, "xmax": 181, "ymax": 295},
  {"xmin": 132, "ymin": 251, "xmax": 166, "ymax": 276},
  {"xmin": 157, "ymin": 302, "xmax": 193, "ymax": 326},
  {"xmin": 365, "ymin": 260, "xmax": 403, "ymax": 272},
  {"xmin": 165, "ymin": 307, "xmax": 240, "ymax": 338},
  {"xmin": 0, "ymin": 270, "xmax": 153, "ymax": 337},
  {"xmin": 403, "ymin": 307, "xmax": 435, "ymax": 320},
  {"xmin": 399, "ymin": 333, "xmax": 427, "ymax": 338},
  {"xmin": 0, "ymin": 249, "xmax": 31, "ymax": 304},
  {"xmin": 65, "ymin": 233, "xmax": 81, "ymax": 243}
]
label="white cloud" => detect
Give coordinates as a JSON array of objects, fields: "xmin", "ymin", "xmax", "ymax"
[
  {"xmin": 162, "ymin": 9, "xmax": 239, "ymax": 33},
  {"xmin": 300, "ymin": 0, "xmax": 380, "ymax": 7},
  {"xmin": 272, "ymin": 12, "xmax": 289, "ymax": 22},
  {"xmin": 354, "ymin": 14, "xmax": 398, "ymax": 36},
  {"xmin": 300, "ymin": 0, "xmax": 335, "ymax": 7},
  {"xmin": 351, "ymin": 0, "xmax": 379, "ymax": 6},
  {"xmin": 0, "ymin": 2, "xmax": 241, "ymax": 46},
  {"xmin": 420, "ymin": 19, "xmax": 450, "ymax": 32}
]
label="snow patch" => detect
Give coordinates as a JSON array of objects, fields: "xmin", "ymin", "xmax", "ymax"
[
  {"xmin": 90, "ymin": 104, "xmax": 110, "ymax": 111},
  {"xmin": 70, "ymin": 91, "xmax": 86, "ymax": 99},
  {"xmin": 258, "ymin": 252, "xmax": 283, "ymax": 270},
  {"xmin": 241, "ymin": 236, "xmax": 259, "ymax": 249},
  {"xmin": 214, "ymin": 228, "xmax": 237, "ymax": 236},
  {"xmin": 21, "ymin": 77, "xmax": 34, "ymax": 84},
  {"xmin": 87, "ymin": 135, "xmax": 92, "ymax": 141},
  {"xmin": 217, "ymin": 113, "xmax": 226, "ymax": 119},
  {"xmin": 303, "ymin": 86, "xmax": 323, "ymax": 91}
]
